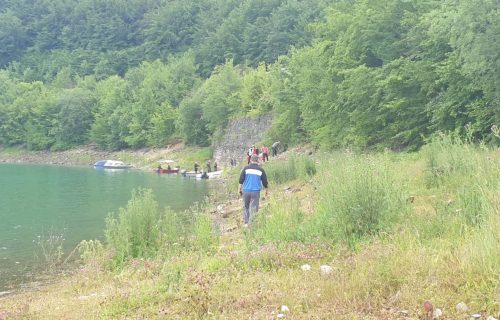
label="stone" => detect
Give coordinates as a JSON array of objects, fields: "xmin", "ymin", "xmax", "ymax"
[
  {"xmin": 433, "ymin": 308, "xmax": 443, "ymax": 319},
  {"xmin": 456, "ymin": 302, "xmax": 468, "ymax": 313},
  {"xmin": 399, "ymin": 310, "xmax": 409, "ymax": 317},
  {"xmin": 281, "ymin": 305, "xmax": 290, "ymax": 313},
  {"xmin": 486, "ymin": 316, "xmax": 498, "ymax": 320},
  {"xmin": 471, "ymin": 314, "xmax": 481, "ymax": 319}
]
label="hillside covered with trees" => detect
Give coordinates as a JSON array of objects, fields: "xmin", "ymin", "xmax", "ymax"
[{"xmin": 0, "ymin": 0, "xmax": 498, "ymax": 151}]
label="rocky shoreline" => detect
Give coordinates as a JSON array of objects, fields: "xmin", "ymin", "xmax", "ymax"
[{"xmin": 0, "ymin": 145, "xmax": 182, "ymax": 168}]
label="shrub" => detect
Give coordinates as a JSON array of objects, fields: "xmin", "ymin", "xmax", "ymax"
[
  {"xmin": 105, "ymin": 189, "xmax": 161, "ymax": 268},
  {"xmin": 313, "ymin": 154, "xmax": 408, "ymax": 248},
  {"xmin": 265, "ymin": 153, "xmax": 316, "ymax": 184},
  {"xmin": 248, "ymin": 198, "xmax": 306, "ymax": 244}
]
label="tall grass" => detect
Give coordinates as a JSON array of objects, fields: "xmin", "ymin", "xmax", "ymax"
[
  {"xmin": 248, "ymin": 153, "xmax": 408, "ymax": 249},
  {"xmin": 104, "ymin": 189, "xmax": 219, "ymax": 269},
  {"xmin": 422, "ymin": 132, "xmax": 498, "ymax": 189},
  {"xmin": 264, "ymin": 153, "xmax": 316, "ymax": 184},
  {"xmin": 312, "ymin": 154, "xmax": 408, "ymax": 248},
  {"xmin": 105, "ymin": 189, "xmax": 162, "ymax": 268},
  {"xmin": 248, "ymin": 198, "xmax": 307, "ymax": 244}
]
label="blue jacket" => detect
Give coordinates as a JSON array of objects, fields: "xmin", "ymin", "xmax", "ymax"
[{"xmin": 239, "ymin": 163, "xmax": 268, "ymax": 192}]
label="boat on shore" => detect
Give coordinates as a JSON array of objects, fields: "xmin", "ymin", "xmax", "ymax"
[
  {"xmin": 181, "ymin": 170, "xmax": 202, "ymax": 178},
  {"xmin": 156, "ymin": 160, "xmax": 180, "ymax": 174},
  {"xmin": 157, "ymin": 167, "xmax": 180, "ymax": 174},
  {"xmin": 206, "ymin": 170, "xmax": 223, "ymax": 179},
  {"xmin": 94, "ymin": 160, "xmax": 132, "ymax": 169},
  {"xmin": 181, "ymin": 170, "xmax": 223, "ymax": 179}
]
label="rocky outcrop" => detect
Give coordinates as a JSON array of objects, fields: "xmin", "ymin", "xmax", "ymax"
[{"xmin": 213, "ymin": 114, "xmax": 272, "ymax": 166}]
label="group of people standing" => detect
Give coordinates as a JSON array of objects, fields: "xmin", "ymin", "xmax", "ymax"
[{"xmin": 246, "ymin": 141, "xmax": 279, "ymax": 164}]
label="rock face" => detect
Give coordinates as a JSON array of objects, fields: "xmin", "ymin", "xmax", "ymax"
[{"xmin": 213, "ymin": 114, "xmax": 272, "ymax": 166}]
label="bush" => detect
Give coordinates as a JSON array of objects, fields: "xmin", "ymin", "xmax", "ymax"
[
  {"xmin": 313, "ymin": 154, "xmax": 408, "ymax": 248},
  {"xmin": 105, "ymin": 189, "xmax": 161, "ymax": 268},
  {"xmin": 265, "ymin": 153, "xmax": 316, "ymax": 184},
  {"xmin": 423, "ymin": 132, "xmax": 479, "ymax": 187},
  {"xmin": 248, "ymin": 198, "xmax": 306, "ymax": 244}
]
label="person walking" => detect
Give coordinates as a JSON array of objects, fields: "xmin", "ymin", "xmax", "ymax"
[
  {"xmin": 261, "ymin": 145, "xmax": 269, "ymax": 162},
  {"xmin": 194, "ymin": 162, "xmax": 200, "ymax": 173},
  {"xmin": 238, "ymin": 154, "xmax": 269, "ymax": 226},
  {"xmin": 206, "ymin": 160, "xmax": 212, "ymax": 173},
  {"xmin": 271, "ymin": 141, "xmax": 280, "ymax": 157},
  {"xmin": 214, "ymin": 161, "xmax": 218, "ymax": 171}
]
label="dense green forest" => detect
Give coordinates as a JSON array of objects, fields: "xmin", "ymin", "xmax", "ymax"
[{"xmin": 0, "ymin": 0, "xmax": 498, "ymax": 151}]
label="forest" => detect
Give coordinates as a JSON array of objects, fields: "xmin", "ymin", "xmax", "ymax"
[{"xmin": 0, "ymin": 0, "xmax": 498, "ymax": 151}]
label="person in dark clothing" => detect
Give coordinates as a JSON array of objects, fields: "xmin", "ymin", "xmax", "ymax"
[
  {"xmin": 214, "ymin": 161, "xmax": 218, "ymax": 171},
  {"xmin": 271, "ymin": 141, "xmax": 280, "ymax": 157},
  {"xmin": 238, "ymin": 154, "xmax": 269, "ymax": 225},
  {"xmin": 206, "ymin": 160, "xmax": 212, "ymax": 173},
  {"xmin": 194, "ymin": 162, "xmax": 200, "ymax": 173}
]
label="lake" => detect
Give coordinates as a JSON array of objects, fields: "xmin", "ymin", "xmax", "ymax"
[{"xmin": 0, "ymin": 164, "xmax": 208, "ymax": 292}]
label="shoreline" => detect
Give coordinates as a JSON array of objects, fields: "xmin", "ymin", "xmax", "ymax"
[{"xmin": 0, "ymin": 145, "xmax": 188, "ymax": 169}]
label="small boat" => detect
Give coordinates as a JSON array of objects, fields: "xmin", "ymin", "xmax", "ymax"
[
  {"xmin": 94, "ymin": 160, "xmax": 132, "ymax": 169},
  {"xmin": 181, "ymin": 170, "xmax": 222, "ymax": 179},
  {"xmin": 206, "ymin": 170, "xmax": 223, "ymax": 179},
  {"xmin": 156, "ymin": 160, "xmax": 179, "ymax": 174},
  {"xmin": 157, "ymin": 167, "xmax": 180, "ymax": 174},
  {"xmin": 181, "ymin": 170, "xmax": 202, "ymax": 178}
]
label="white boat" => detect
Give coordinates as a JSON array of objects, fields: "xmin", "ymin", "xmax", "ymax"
[
  {"xmin": 181, "ymin": 170, "xmax": 202, "ymax": 178},
  {"xmin": 181, "ymin": 170, "xmax": 222, "ymax": 179},
  {"xmin": 94, "ymin": 160, "xmax": 132, "ymax": 169},
  {"xmin": 206, "ymin": 170, "xmax": 223, "ymax": 179}
]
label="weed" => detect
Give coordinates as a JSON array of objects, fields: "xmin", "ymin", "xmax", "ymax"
[{"xmin": 105, "ymin": 189, "xmax": 161, "ymax": 268}]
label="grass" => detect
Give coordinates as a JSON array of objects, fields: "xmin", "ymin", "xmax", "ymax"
[{"xmin": 1, "ymin": 137, "xmax": 499, "ymax": 319}]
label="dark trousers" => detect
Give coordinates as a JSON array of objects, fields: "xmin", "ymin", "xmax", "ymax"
[
  {"xmin": 243, "ymin": 191, "xmax": 261, "ymax": 224},
  {"xmin": 263, "ymin": 153, "xmax": 269, "ymax": 162}
]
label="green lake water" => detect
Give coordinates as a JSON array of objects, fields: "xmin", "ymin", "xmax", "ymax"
[{"xmin": 0, "ymin": 164, "xmax": 208, "ymax": 292}]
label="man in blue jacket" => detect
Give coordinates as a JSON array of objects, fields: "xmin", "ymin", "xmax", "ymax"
[{"xmin": 238, "ymin": 154, "xmax": 269, "ymax": 226}]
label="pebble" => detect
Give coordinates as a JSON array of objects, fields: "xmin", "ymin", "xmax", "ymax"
[
  {"xmin": 471, "ymin": 314, "xmax": 481, "ymax": 319},
  {"xmin": 281, "ymin": 305, "xmax": 289, "ymax": 313},
  {"xmin": 399, "ymin": 310, "xmax": 409, "ymax": 316},
  {"xmin": 277, "ymin": 314, "xmax": 285, "ymax": 318},
  {"xmin": 456, "ymin": 302, "xmax": 468, "ymax": 313},
  {"xmin": 433, "ymin": 308, "xmax": 443, "ymax": 319},
  {"xmin": 486, "ymin": 316, "xmax": 498, "ymax": 320}
]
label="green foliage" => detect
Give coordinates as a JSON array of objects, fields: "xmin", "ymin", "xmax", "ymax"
[
  {"xmin": 177, "ymin": 92, "xmax": 210, "ymax": 146},
  {"xmin": 105, "ymin": 189, "xmax": 162, "ymax": 268},
  {"xmin": 53, "ymin": 88, "xmax": 96, "ymax": 149},
  {"xmin": 457, "ymin": 185, "xmax": 491, "ymax": 227},
  {"xmin": 0, "ymin": 0, "xmax": 498, "ymax": 151},
  {"xmin": 313, "ymin": 155, "xmax": 408, "ymax": 247},
  {"xmin": 422, "ymin": 132, "xmax": 481, "ymax": 187},
  {"xmin": 248, "ymin": 198, "xmax": 306, "ymax": 244},
  {"xmin": 89, "ymin": 76, "xmax": 132, "ymax": 150},
  {"xmin": 264, "ymin": 153, "xmax": 316, "ymax": 184}
]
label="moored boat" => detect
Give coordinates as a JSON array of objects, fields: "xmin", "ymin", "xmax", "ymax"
[
  {"xmin": 181, "ymin": 170, "xmax": 202, "ymax": 178},
  {"xmin": 94, "ymin": 160, "xmax": 132, "ymax": 169},
  {"xmin": 181, "ymin": 170, "xmax": 222, "ymax": 179},
  {"xmin": 157, "ymin": 168, "xmax": 180, "ymax": 174},
  {"xmin": 206, "ymin": 170, "xmax": 223, "ymax": 179}
]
